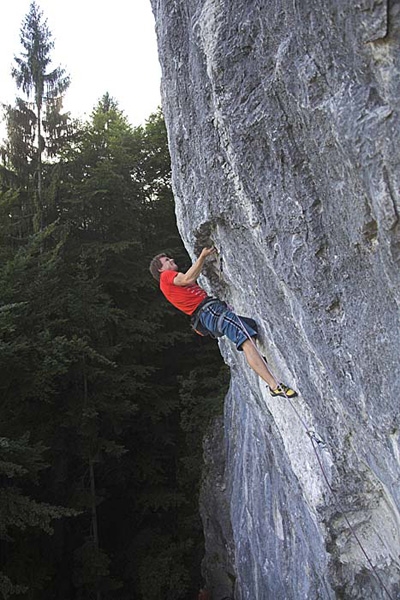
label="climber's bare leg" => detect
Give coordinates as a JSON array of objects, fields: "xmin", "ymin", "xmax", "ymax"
[{"xmin": 241, "ymin": 339, "xmax": 278, "ymax": 389}]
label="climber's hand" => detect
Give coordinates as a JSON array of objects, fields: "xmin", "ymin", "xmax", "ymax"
[{"xmin": 200, "ymin": 247, "xmax": 217, "ymax": 258}]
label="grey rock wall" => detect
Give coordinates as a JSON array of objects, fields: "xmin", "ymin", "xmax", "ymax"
[{"xmin": 150, "ymin": 0, "xmax": 400, "ymax": 598}]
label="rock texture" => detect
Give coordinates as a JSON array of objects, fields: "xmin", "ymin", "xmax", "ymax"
[{"xmin": 150, "ymin": 0, "xmax": 400, "ymax": 598}]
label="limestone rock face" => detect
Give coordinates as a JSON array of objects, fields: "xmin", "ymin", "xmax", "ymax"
[{"xmin": 150, "ymin": 1, "xmax": 400, "ymax": 598}]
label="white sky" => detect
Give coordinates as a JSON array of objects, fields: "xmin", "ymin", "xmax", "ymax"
[{"xmin": 0, "ymin": 0, "xmax": 162, "ymax": 140}]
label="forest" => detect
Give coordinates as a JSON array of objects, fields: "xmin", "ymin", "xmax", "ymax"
[{"xmin": 0, "ymin": 3, "xmax": 228, "ymax": 599}]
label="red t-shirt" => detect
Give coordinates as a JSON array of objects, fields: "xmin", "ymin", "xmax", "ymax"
[{"xmin": 160, "ymin": 270, "xmax": 208, "ymax": 315}]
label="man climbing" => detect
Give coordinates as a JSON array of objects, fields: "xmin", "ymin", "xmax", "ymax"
[{"xmin": 149, "ymin": 247, "xmax": 297, "ymax": 398}]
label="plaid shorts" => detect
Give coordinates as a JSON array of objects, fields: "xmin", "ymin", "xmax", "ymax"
[{"xmin": 198, "ymin": 300, "xmax": 258, "ymax": 350}]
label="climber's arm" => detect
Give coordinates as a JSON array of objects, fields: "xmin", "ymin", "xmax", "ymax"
[{"xmin": 173, "ymin": 247, "xmax": 216, "ymax": 286}]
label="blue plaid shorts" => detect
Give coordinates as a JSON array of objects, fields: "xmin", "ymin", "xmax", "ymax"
[{"xmin": 198, "ymin": 300, "xmax": 258, "ymax": 350}]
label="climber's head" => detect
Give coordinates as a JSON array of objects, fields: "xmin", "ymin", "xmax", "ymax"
[{"xmin": 149, "ymin": 254, "xmax": 178, "ymax": 281}]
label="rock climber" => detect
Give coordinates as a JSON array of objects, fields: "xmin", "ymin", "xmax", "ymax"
[{"xmin": 149, "ymin": 247, "xmax": 297, "ymax": 398}]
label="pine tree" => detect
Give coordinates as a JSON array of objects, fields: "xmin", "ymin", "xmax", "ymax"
[
  {"xmin": 0, "ymin": 413, "xmax": 76, "ymax": 598},
  {"xmin": 4, "ymin": 1, "xmax": 70, "ymax": 233}
]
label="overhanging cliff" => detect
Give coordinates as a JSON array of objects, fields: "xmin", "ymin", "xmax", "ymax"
[{"xmin": 150, "ymin": 1, "xmax": 400, "ymax": 598}]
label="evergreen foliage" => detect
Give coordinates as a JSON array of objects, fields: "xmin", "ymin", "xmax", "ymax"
[
  {"xmin": 3, "ymin": 1, "xmax": 71, "ymax": 234},
  {"xmin": 0, "ymin": 5, "xmax": 228, "ymax": 598}
]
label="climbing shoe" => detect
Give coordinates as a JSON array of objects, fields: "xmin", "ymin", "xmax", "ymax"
[{"xmin": 269, "ymin": 383, "xmax": 298, "ymax": 398}]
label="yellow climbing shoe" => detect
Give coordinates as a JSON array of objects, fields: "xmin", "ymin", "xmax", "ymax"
[{"xmin": 269, "ymin": 383, "xmax": 298, "ymax": 398}]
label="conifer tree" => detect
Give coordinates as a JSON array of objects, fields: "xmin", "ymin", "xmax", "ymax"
[{"xmin": 4, "ymin": 1, "xmax": 70, "ymax": 232}]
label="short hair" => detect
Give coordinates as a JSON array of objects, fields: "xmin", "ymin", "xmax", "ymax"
[{"xmin": 149, "ymin": 253, "xmax": 167, "ymax": 281}]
